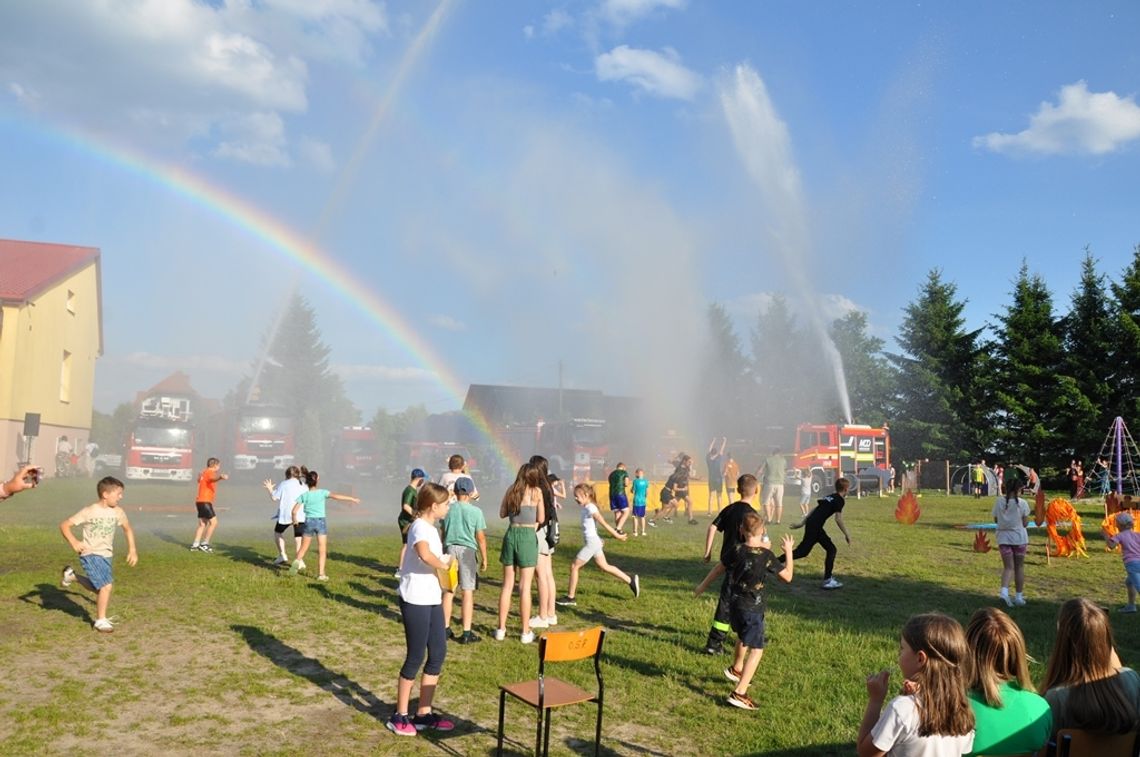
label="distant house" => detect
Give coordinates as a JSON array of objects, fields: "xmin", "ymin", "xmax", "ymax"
[{"xmin": 0, "ymin": 239, "xmax": 103, "ymax": 470}]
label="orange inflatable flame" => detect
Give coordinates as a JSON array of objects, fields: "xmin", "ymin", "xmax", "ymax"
[
  {"xmin": 1045, "ymin": 497, "xmax": 1087, "ymax": 558},
  {"xmin": 895, "ymin": 491, "xmax": 920, "ymax": 525},
  {"xmin": 1100, "ymin": 508, "xmax": 1140, "ymax": 552},
  {"xmin": 973, "ymin": 530, "xmax": 992, "ymax": 552}
]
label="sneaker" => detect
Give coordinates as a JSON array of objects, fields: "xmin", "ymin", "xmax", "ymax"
[
  {"xmin": 556, "ymin": 596, "xmax": 577, "ymax": 607},
  {"xmin": 198, "ymin": 544, "xmax": 214, "ymax": 553},
  {"xmin": 458, "ymin": 630, "xmax": 482, "ymax": 644},
  {"xmin": 297, "ymin": 559, "xmax": 306, "ymax": 571},
  {"xmin": 724, "ymin": 666, "xmax": 743, "ymax": 684},
  {"xmin": 190, "ymin": 544, "xmax": 200, "ymax": 552},
  {"xmin": 1122, "ymin": 604, "xmax": 1138, "ymax": 614},
  {"xmin": 273, "ymin": 556, "xmax": 288, "ymax": 566},
  {"xmin": 999, "ymin": 592, "xmax": 1013, "ymax": 608},
  {"xmin": 316, "ymin": 574, "xmax": 329, "ymax": 582},
  {"xmin": 61, "ymin": 566, "xmax": 75, "ymax": 588},
  {"xmin": 529, "ymin": 617, "xmax": 549, "ymax": 629},
  {"xmin": 1013, "ymin": 595, "xmax": 1026, "ymax": 607},
  {"xmin": 520, "ymin": 631, "xmax": 536, "ymax": 644},
  {"xmin": 821, "ymin": 577, "xmax": 843, "ymax": 590},
  {"xmin": 727, "ymin": 691, "xmax": 757, "ymax": 710},
  {"xmin": 616, "ymin": 528, "xmax": 625, "ymax": 535},
  {"xmin": 648, "ymin": 520, "xmax": 657, "ymax": 528},
  {"xmin": 664, "ymin": 518, "xmax": 674, "ymax": 524},
  {"xmin": 630, "ymin": 574, "xmax": 641, "ymax": 598},
  {"xmin": 93, "ymin": 618, "xmax": 114, "ymax": 633},
  {"xmin": 411, "ymin": 712, "xmax": 455, "ymax": 732},
  {"xmin": 704, "ymin": 644, "xmax": 724, "ymax": 656},
  {"xmin": 386, "ymin": 713, "xmax": 417, "ymax": 737},
  {"xmin": 393, "ymin": 570, "xmax": 401, "ymax": 578},
  {"xmin": 493, "ymin": 628, "xmax": 506, "ymax": 641},
  {"xmin": 688, "ymin": 519, "xmax": 698, "ymax": 525},
  {"xmin": 289, "ymin": 559, "xmax": 303, "ymax": 576},
  {"xmin": 544, "ymin": 615, "xmax": 558, "ymax": 627},
  {"xmin": 446, "ymin": 627, "xmax": 457, "ymax": 640}
]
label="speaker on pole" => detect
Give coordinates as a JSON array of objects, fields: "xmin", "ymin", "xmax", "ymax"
[{"xmin": 23, "ymin": 412, "xmax": 41, "ymax": 437}]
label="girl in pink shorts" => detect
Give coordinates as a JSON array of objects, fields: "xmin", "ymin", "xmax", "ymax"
[{"xmin": 992, "ymin": 481, "xmax": 1030, "ymax": 607}]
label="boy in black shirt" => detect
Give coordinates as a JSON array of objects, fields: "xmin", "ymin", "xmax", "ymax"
[
  {"xmin": 782, "ymin": 477, "xmax": 851, "ymax": 589},
  {"xmin": 695, "ymin": 511, "xmax": 794, "ymax": 710},
  {"xmin": 699, "ymin": 474, "xmax": 759, "ymax": 654}
]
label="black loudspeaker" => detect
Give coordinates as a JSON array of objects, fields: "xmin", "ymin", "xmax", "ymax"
[{"xmin": 23, "ymin": 412, "xmax": 41, "ymax": 437}]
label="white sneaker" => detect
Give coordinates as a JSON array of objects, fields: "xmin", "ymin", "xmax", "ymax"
[
  {"xmin": 93, "ymin": 618, "xmax": 114, "ymax": 633},
  {"xmin": 493, "ymin": 628, "xmax": 506, "ymax": 641},
  {"xmin": 273, "ymin": 556, "xmax": 288, "ymax": 566},
  {"xmin": 520, "ymin": 631, "xmax": 536, "ymax": 644},
  {"xmin": 544, "ymin": 615, "xmax": 558, "ymax": 627},
  {"xmin": 999, "ymin": 592, "xmax": 1013, "ymax": 608},
  {"xmin": 61, "ymin": 566, "xmax": 76, "ymax": 587},
  {"xmin": 529, "ymin": 617, "xmax": 549, "ymax": 629},
  {"xmin": 297, "ymin": 560, "xmax": 306, "ymax": 571},
  {"xmin": 1013, "ymin": 595, "xmax": 1026, "ymax": 607},
  {"xmin": 821, "ymin": 577, "xmax": 843, "ymax": 590}
]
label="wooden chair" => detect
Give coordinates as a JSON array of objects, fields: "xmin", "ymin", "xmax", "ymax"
[
  {"xmin": 497, "ymin": 626, "xmax": 606, "ymax": 757},
  {"xmin": 1052, "ymin": 728, "xmax": 1140, "ymax": 757}
]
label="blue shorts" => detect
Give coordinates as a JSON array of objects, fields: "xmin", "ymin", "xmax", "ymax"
[
  {"xmin": 304, "ymin": 517, "xmax": 328, "ymax": 536},
  {"xmin": 610, "ymin": 492, "xmax": 629, "ymax": 511},
  {"xmin": 1126, "ymin": 561, "xmax": 1140, "ymax": 590},
  {"xmin": 633, "ymin": 503, "xmax": 647, "ymax": 517},
  {"xmin": 729, "ymin": 606, "xmax": 767, "ymax": 649},
  {"xmin": 80, "ymin": 554, "xmax": 113, "ymax": 591}
]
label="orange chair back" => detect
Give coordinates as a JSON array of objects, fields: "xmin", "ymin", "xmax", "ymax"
[{"xmin": 542, "ymin": 627, "xmax": 603, "ymax": 663}]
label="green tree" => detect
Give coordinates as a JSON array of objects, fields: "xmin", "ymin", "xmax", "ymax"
[
  {"xmin": 750, "ymin": 295, "xmax": 813, "ymax": 441},
  {"xmin": 890, "ymin": 269, "xmax": 989, "ymax": 462},
  {"xmin": 830, "ymin": 311, "xmax": 896, "ymax": 426},
  {"xmin": 698, "ymin": 303, "xmax": 754, "ymax": 441},
  {"xmin": 1111, "ymin": 244, "xmax": 1140, "ymax": 423},
  {"xmin": 89, "ymin": 402, "xmax": 136, "ymax": 453},
  {"xmin": 1062, "ymin": 248, "xmax": 1116, "ymax": 455},
  {"xmin": 991, "ymin": 262, "xmax": 1092, "ymax": 471}
]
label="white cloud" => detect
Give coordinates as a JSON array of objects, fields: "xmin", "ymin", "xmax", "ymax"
[
  {"xmin": 298, "ymin": 136, "xmax": 336, "ymax": 172},
  {"xmin": 595, "ymin": 45, "xmax": 701, "ymax": 100},
  {"xmin": 428, "ymin": 314, "xmax": 467, "ymax": 332},
  {"xmin": 973, "ymin": 80, "xmax": 1140, "ymax": 156},
  {"xmin": 213, "ymin": 112, "xmax": 290, "ymax": 166},
  {"xmin": 8, "ymin": 81, "xmax": 39, "ymax": 105},
  {"xmin": 599, "ymin": 0, "xmax": 685, "ymax": 27},
  {"xmin": 543, "ymin": 9, "xmax": 575, "ymax": 35},
  {"xmin": 331, "ymin": 364, "xmax": 438, "ymax": 382},
  {"xmin": 523, "ymin": 24, "xmax": 535, "ymax": 39}
]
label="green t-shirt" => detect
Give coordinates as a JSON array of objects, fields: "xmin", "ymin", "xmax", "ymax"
[
  {"xmin": 608, "ymin": 469, "xmax": 629, "ymax": 493},
  {"xmin": 966, "ymin": 682, "xmax": 1052, "ymax": 757},
  {"xmin": 441, "ymin": 499, "xmax": 487, "ymax": 551},
  {"xmin": 298, "ymin": 489, "xmax": 330, "ymax": 519},
  {"xmin": 763, "ymin": 455, "xmax": 787, "ymax": 485},
  {"xmin": 399, "ymin": 485, "xmax": 417, "ymax": 529}
]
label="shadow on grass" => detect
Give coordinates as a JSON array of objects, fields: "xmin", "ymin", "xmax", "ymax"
[
  {"xmin": 232, "ymin": 623, "xmax": 388, "ymax": 721},
  {"xmin": 327, "ymin": 550, "xmax": 387, "ymax": 574},
  {"xmin": 313, "ymin": 582, "xmax": 402, "ymax": 623},
  {"xmin": 217, "ymin": 542, "xmax": 280, "ymax": 573},
  {"xmin": 18, "ymin": 583, "xmax": 93, "ymax": 625}
]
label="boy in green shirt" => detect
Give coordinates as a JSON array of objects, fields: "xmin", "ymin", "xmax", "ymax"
[{"xmin": 441, "ymin": 477, "xmax": 488, "ymax": 643}]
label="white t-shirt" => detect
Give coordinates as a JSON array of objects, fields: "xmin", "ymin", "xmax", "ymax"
[
  {"xmin": 992, "ymin": 496, "xmax": 1030, "ymax": 546},
  {"xmin": 871, "ymin": 695, "xmax": 974, "ymax": 757},
  {"xmin": 438, "ymin": 471, "xmax": 477, "ymax": 497},
  {"xmin": 399, "ymin": 518, "xmax": 443, "ymax": 605},
  {"xmin": 273, "ymin": 479, "xmax": 308, "ymax": 524},
  {"xmin": 580, "ymin": 502, "xmax": 601, "ymax": 543}
]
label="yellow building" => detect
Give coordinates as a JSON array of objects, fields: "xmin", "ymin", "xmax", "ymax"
[{"xmin": 0, "ymin": 239, "xmax": 103, "ymax": 473}]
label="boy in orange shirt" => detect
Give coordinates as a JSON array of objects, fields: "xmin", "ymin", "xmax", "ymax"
[{"xmin": 191, "ymin": 457, "xmax": 228, "ymax": 552}]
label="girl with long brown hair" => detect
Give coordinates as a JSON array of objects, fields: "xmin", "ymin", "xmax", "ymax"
[{"xmin": 494, "ymin": 462, "xmax": 545, "ymax": 643}]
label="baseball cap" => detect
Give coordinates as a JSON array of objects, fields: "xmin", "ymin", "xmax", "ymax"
[
  {"xmin": 454, "ymin": 476, "xmax": 475, "ymax": 495},
  {"xmin": 410, "ymin": 468, "xmax": 427, "ymax": 480}
]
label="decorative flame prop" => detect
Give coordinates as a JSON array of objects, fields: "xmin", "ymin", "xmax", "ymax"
[
  {"xmin": 973, "ymin": 530, "xmax": 992, "ymax": 552},
  {"xmin": 895, "ymin": 491, "xmax": 920, "ymax": 525},
  {"xmin": 1045, "ymin": 498, "xmax": 1087, "ymax": 558},
  {"xmin": 1100, "ymin": 508, "xmax": 1140, "ymax": 552}
]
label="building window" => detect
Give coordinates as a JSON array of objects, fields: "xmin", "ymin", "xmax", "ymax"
[
  {"xmin": 60, "ymin": 350, "xmax": 72, "ymax": 403},
  {"xmin": 66, "ymin": 289, "xmax": 76, "ymax": 314}
]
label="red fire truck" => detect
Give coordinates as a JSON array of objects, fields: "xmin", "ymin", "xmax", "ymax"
[
  {"xmin": 793, "ymin": 423, "xmax": 891, "ymax": 495},
  {"xmin": 332, "ymin": 426, "xmax": 380, "ymax": 478},
  {"xmin": 124, "ymin": 394, "xmax": 195, "ymax": 482},
  {"xmin": 230, "ymin": 403, "xmax": 296, "ymax": 473}
]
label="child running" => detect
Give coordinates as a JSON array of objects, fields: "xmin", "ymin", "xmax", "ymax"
[
  {"xmin": 694, "ymin": 511, "xmax": 794, "ymax": 710},
  {"xmin": 631, "ymin": 468, "xmax": 650, "ymax": 537},
  {"xmin": 191, "ymin": 457, "xmax": 228, "ymax": 552},
  {"xmin": 856, "ymin": 613, "xmax": 976, "ymax": 756},
  {"xmin": 557, "ymin": 482, "xmax": 638, "ymax": 606},
  {"xmin": 388, "ymin": 482, "xmax": 455, "ymax": 737},
  {"xmin": 289, "ymin": 470, "xmax": 360, "ymax": 581},
  {"xmin": 264, "ymin": 466, "xmax": 306, "ymax": 565},
  {"xmin": 59, "ymin": 476, "xmax": 138, "ymax": 633},
  {"xmin": 440, "ymin": 477, "xmax": 487, "ymax": 644},
  {"xmin": 700, "ymin": 474, "xmax": 759, "ymax": 655},
  {"xmin": 784, "ymin": 477, "xmax": 852, "ymax": 590},
  {"xmin": 1104, "ymin": 511, "xmax": 1140, "ymax": 612},
  {"xmin": 607, "ymin": 462, "xmax": 631, "ymax": 534},
  {"xmin": 993, "ymin": 481, "xmax": 1030, "ymax": 607}
]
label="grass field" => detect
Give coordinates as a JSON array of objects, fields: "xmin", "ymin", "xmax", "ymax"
[{"xmin": 2, "ymin": 479, "xmax": 1137, "ymax": 756}]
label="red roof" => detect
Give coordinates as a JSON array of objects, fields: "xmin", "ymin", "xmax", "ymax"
[{"xmin": 0, "ymin": 238, "xmax": 101, "ymax": 302}]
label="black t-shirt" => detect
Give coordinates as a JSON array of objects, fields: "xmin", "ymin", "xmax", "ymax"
[
  {"xmin": 712, "ymin": 500, "xmax": 758, "ymax": 566},
  {"xmin": 672, "ymin": 465, "xmax": 690, "ymax": 493},
  {"xmin": 805, "ymin": 493, "xmax": 845, "ymax": 529},
  {"xmin": 707, "ymin": 452, "xmax": 724, "ymax": 481},
  {"xmin": 541, "ymin": 473, "xmax": 559, "ymax": 525},
  {"xmin": 727, "ymin": 543, "xmax": 781, "ymax": 612}
]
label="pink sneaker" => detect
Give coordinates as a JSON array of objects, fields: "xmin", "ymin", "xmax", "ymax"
[
  {"xmin": 386, "ymin": 713, "xmax": 417, "ymax": 737},
  {"xmin": 412, "ymin": 712, "xmax": 455, "ymax": 732}
]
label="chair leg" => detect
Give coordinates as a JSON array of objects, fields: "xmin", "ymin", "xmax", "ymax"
[
  {"xmin": 544, "ymin": 709, "xmax": 552, "ymax": 757},
  {"xmin": 536, "ymin": 707, "xmax": 544, "ymax": 757},
  {"xmin": 497, "ymin": 691, "xmax": 506, "ymax": 756},
  {"xmin": 595, "ymin": 701, "xmax": 603, "ymax": 757}
]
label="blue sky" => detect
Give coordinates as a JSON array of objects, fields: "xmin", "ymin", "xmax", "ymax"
[{"xmin": 1, "ymin": 0, "xmax": 1138, "ymax": 418}]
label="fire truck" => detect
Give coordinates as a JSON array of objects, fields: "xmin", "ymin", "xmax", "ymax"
[
  {"xmin": 124, "ymin": 394, "xmax": 195, "ymax": 482},
  {"xmin": 230, "ymin": 403, "xmax": 296, "ymax": 473},
  {"xmin": 792, "ymin": 423, "xmax": 890, "ymax": 495},
  {"xmin": 332, "ymin": 426, "xmax": 380, "ymax": 479},
  {"xmin": 536, "ymin": 418, "xmax": 607, "ymax": 483}
]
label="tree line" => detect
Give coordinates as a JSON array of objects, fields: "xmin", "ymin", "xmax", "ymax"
[{"xmin": 699, "ymin": 245, "xmax": 1140, "ymax": 482}]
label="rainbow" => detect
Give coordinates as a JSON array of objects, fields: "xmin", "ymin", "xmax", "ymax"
[{"xmin": 7, "ymin": 120, "xmax": 522, "ymax": 474}]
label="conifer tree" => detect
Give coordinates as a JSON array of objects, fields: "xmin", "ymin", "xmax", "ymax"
[
  {"xmin": 1062, "ymin": 249, "xmax": 1116, "ymax": 455},
  {"xmin": 1110, "ymin": 244, "xmax": 1140, "ymax": 422},
  {"xmin": 700, "ymin": 303, "xmax": 754, "ymax": 440},
  {"xmin": 830, "ymin": 311, "xmax": 895, "ymax": 426},
  {"xmin": 750, "ymin": 295, "xmax": 813, "ymax": 438}
]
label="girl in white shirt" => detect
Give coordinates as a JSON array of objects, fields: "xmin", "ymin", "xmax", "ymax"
[{"xmin": 992, "ymin": 482, "xmax": 1030, "ymax": 607}]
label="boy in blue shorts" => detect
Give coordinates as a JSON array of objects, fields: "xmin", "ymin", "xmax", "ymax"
[
  {"xmin": 607, "ymin": 462, "xmax": 630, "ymax": 534},
  {"xmin": 60, "ymin": 476, "xmax": 138, "ymax": 633},
  {"xmin": 441, "ymin": 477, "xmax": 488, "ymax": 643},
  {"xmin": 631, "ymin": 468, "xmax": 650, "ymax": 536}
]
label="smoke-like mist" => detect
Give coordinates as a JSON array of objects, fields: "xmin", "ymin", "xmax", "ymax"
[{"xmin": 720, "ymin": 64, "xmax": 853, "ymax": 423}]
